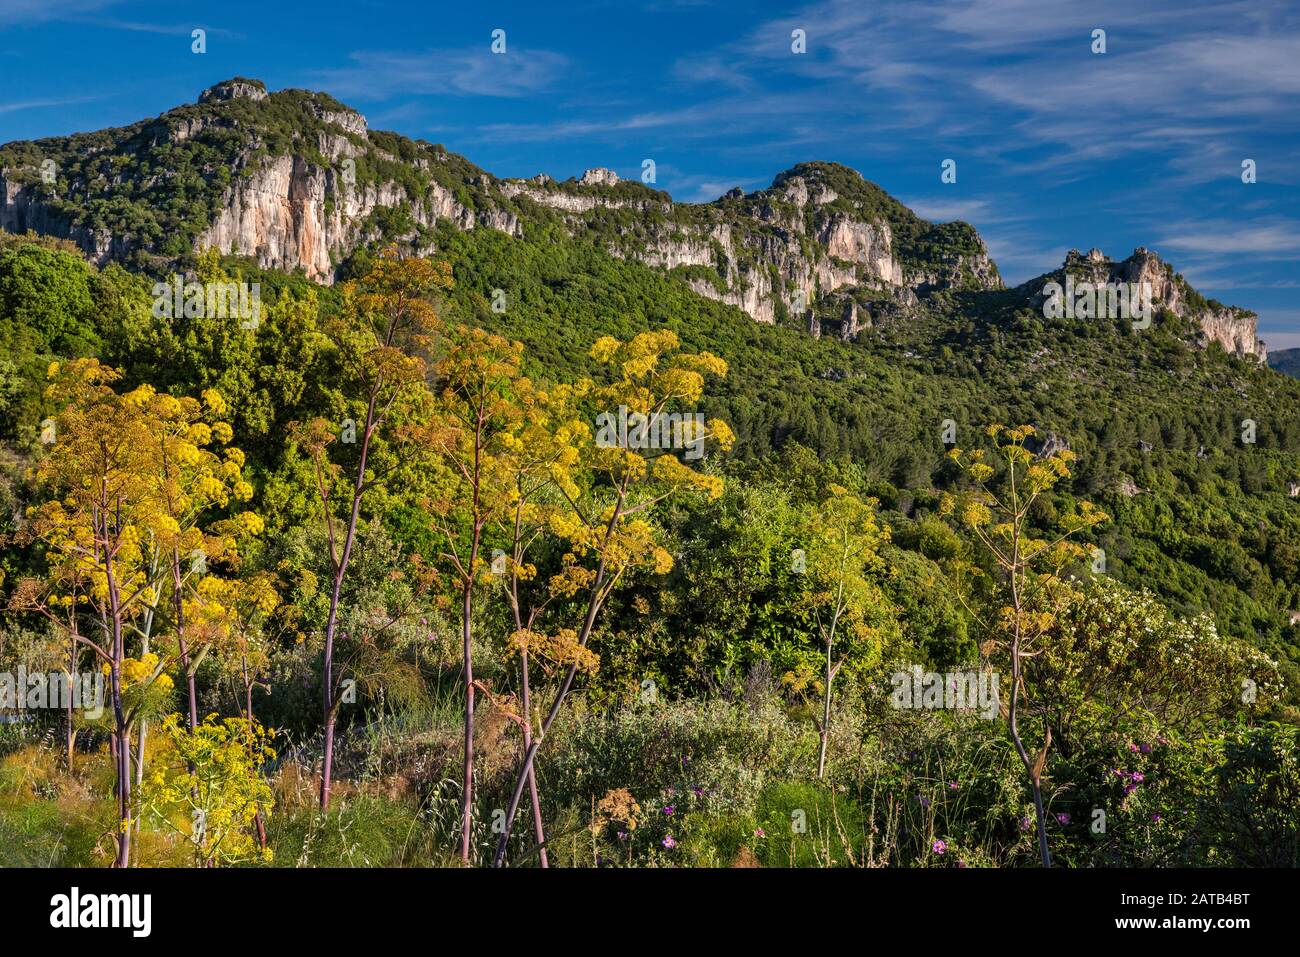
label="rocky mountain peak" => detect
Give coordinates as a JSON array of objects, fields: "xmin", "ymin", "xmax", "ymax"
[
  {"xmin": 0, "ymin": 81, "xmax": 1265, "ymax": 363},
  {"xmin": 772, "ymin": 160, "xmax": 855, "ymax": 190},
  {"xmin": 578, "ymin": 168, "xmax": 619, "ymax": 187},
  {"xmin": 0, "ymin": 80, "xmax": 1003, "ymax": 332},
  {"xmin": 1035, "ymin": 247, "xmax": 1265, "ymax": 361},
  {"xmin": 198, "ymin": 77, "xmax": 269, "ymax": 104}
]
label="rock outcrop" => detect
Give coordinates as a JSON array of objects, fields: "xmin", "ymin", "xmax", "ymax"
[
  {"xmin": 198, "ymin": 78, "xmax": 269, "ymax": 104},
  {"xmin": 578, "ymin": 168, "xmax": 619, "ymax": 187},
  {"xmin": 1023, "ymin": 247, "xmax": 1266, "ymax": 362},
  {"xmin": 1, "ymin": 79, "xmax": 1263, "ymax": 360},
  {"xmin": 0, "ymin": 171, "xmax": 133, "ymax": 264}
]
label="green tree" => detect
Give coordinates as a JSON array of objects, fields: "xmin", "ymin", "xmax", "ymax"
[
  {"xmin": 0, "ymin": 243, "xmax": 98, "ymax": 355},
  {"xmin": 787, "ymin": 484, "xmax": 895, "ymax": 778}
]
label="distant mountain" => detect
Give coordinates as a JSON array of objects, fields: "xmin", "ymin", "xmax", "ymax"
[
  {"xmin": 0, "ymin": 78, "xmax": 1263, "ymax": 360},
  {"xmin": 1269, "ymin": 348, "xmax": 1300, "ymax": 378}
]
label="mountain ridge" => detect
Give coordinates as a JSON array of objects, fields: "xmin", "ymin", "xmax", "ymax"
[{"xmin": 0, "ymin": 77, "xmax": 1263, "ymax": 360}]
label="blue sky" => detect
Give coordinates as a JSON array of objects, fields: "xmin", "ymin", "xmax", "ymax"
[{"xmin": 2, "ymin": 0, "xmax": 1298, "ymax": 345}]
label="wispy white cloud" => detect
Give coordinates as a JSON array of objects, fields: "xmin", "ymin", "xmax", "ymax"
[
  {"xmin": 663, "ymin": 0, "xmax": 1300, "ymax": 178},
  {"xmin": 929, "ymin": 0, "xmax": 1263, "ymax": 51},
  {"xmin": 903, "ymin": 197, "xmax": 1000, "ymax": 224},
  {"xmin": 0, "ymin": 2, "xmax": 237, "ymax": 39},
  {"xmin": 313, "ymin": 46, "xmax": 569, "ymax": 100},
  {"xmin": 1158, "ymin": 220, "xmax": 1300, "ymax": 257},
  {"xmin": 75, "ymin": 18, "xmax": 239, "ymax": 37},
  {"xmin": 0, "ymin": 93, "xmax": 105, "ymax": 116},
  {"xmin": 0, "ymin": 0, "xmax": 119, "ymax": 26}
]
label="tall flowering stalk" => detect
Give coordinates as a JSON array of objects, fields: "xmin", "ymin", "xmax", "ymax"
[
  {"xmin": 944, "ymin": 424, "xmax": 1106, "ymax": 867},
  {"xmin": 406, "ymin": 326, "xmax": 534, "ymax": 863},
  {"xmin": 16, "ymin": 360, "xmax": 176, "ymax": 866},
  {"xmin": 490, "ymin": 331, "xmax": 734, "ymax": 867},
  {"xmin": 294, "ymin": 249, "xmax": 450, "ymax": 811},
  {"xmin": 490, "ymin": 373, "xmax": 589, "ymax": 867},
  {"xmin": 792, "ymin": 485, "xmax": 893, "ymax": 779}
]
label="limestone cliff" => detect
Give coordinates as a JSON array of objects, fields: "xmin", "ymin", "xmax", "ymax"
[
  {"xmin": 1023, "ymin": 247, "xmax": 1267, "ymax": 362},
  {"xmin": 0, "ymin": 80, "xmax": 1005, "ymax": 331},
  {"xmin": 0, "ymin": 78, "xmax": 1260, "ymax": 362}
]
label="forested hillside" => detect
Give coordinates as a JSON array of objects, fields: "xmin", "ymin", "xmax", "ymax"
[{"xmin": 0, "ymin": 81, "xmax": 1296, "ymax": 870}]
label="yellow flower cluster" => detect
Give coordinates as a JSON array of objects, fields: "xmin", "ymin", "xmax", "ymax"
[
  {"xmin": 103, "ymin": 653, "xmax": 173, "ymax": 692},
  {"xmin": 201, "ymin": 389, "xmax": 228, "ymax": 415},
  {"xmin": 594, "ymin": 787, "xmax": 641, "ymax": 830},
  {"xmin": 508, "ymin": 627, "xmax": 599, "ymax": 673}
]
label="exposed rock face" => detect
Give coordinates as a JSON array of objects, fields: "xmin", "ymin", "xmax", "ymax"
[
  {"xmin": 687, "ymin": 269, "xmax": 775, "ymax": 324},
  {"xmin": 635, "ymin": 228, "xmax": 727, "ymax": 271},
  {"xmin": 1118, "ymin": 476, "xmax": 1143, "ymax": 497},
  {"xmin": 910, "ymin": 249, "xmax": 1002, "ymax": 295},
  {"xmin": 1025, "ymin": 247, "xmax": 1266, "ymax": 362},
  {"xmin": 201, "ymin": 154, "xmax": 331, "ymax": 279},
  {"xmin": 0, "ymin": 172, "xmax": 133, "ymax": 264},
  {"xmin": 498, "ymin": 160, "xmax": 998, "ymax": 327},
  {"xmin": 817, "ymin": 217, "xmax": 905, "ymax": 285},
  {"xmin": 199, "ymin": 78, "xmax": 268, "ymax": 104},
  {"xmin": 840, "ymin": 300, "xmax": 866, "ymax": 341},
  {"xmin": 3, "ymin": 79, "xmax": 1261, "ymax": 359},
  {"xmin": 499, "ymin": 178, "xmax": 657, "ymax": 215},
  {"xmin": 578, "ymin": 168, "xmax": 619, "ymax": 187},
  {"xmin": 1030, "ymin": 430, "xmax": 1070, "ymax": 459},
  {"xmin": 196, "ymin": 139, "xmax": 519, "ymax": 282},
  {"xmin": 611, "ymin": 167, "xmax": 999, "ymax": 327},
  {"xmin": 183, "ymin": 86, "xmax": 520, "ymax": 281},
  {"xmin": 1200, "ymin": 308, "xmax": 1267, "ymax": 363},
  {"xmin": 1122, "ymin": 247, "xmax": 1265, "ymax": 361},
  {"xmin": 1, "ymin": 173, "xmax": 55, "ymax": 237}
]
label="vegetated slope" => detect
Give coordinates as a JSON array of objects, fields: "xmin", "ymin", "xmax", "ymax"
[
  {"xmin": 0, "ymin": 77, "xmax": 1000, "ymax": 321},
  {"xmin": 1, "ymin": 80, "xmax": 1298, "ymax": 695}
]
